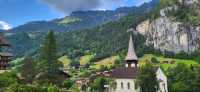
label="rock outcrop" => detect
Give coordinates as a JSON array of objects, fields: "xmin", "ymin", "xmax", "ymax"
[{"xmin": 136, "ymin": 7, "xmax": 200, "ymax": 53}]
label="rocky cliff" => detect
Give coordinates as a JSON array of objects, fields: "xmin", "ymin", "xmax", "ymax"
[{"xmin": 136, "ymin": 0, "xmax": 200, "ymax": 53}]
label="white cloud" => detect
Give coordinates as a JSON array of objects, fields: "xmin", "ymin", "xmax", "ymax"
[
  {"xmin": 40, "ymin": 0, "xmax": 124, "ymax": 14},
  {"xmin": 0, "ymin": 21, "xmax": 12, "ymax": 30}
]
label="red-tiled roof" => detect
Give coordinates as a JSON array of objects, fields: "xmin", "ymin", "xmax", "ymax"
[{"xmin": 110, "ymin": 67, "xmax": 138, "ymax": 79}]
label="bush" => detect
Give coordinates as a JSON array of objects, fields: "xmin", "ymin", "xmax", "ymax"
[
  {"xmin": 151, "ymin": 57, "xmax": 159, "ymax": 64},
  {"xmin": 174, "ymin": 51, "xmax": 188, "ymax": 59},
  {"xmin": 47, "ymin": 84, "xmax": 60, "ymax": 92},
  {"xmin": 0, "ymin": 72, "xmax": 18, "ymax": 88},
  {"xmin": 63, "ymin": 79, "xmax": 73, "ymax": 89}
]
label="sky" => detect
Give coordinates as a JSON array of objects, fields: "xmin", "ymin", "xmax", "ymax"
[{"xmin": 0, "ymin": 0, "xmax": 151, "ymax": 30}]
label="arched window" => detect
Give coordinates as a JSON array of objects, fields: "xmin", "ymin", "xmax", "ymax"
[
  {"xmin": 127, "ymin": 82, "xmax": 130, "ymax": 89},
  {"xmin": 113, "ymin": 82, "xmax": 117, "ymax": 90},
  {"xmin": 121, "ymin": 82, "xmax": 124, "ymax": 89},
  {"xmin": 163, "ymin": 83, "xmax": 166, "ymax": 92}
]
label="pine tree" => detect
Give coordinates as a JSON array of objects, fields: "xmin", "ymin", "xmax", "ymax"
[
  {"xmin": 39, "ymin": 30, "xmax": 62, "ymax": 84},
  {"xmin": 41, "ymin": 31, "xmax": 57, "ymax": 62}
]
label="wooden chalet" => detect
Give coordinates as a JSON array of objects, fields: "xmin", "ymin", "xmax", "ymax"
[{"xmin": 0, "ymin": 33, "xmax": 12, "ymax": 70}]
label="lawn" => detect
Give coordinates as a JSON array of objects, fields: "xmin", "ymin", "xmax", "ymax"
[
  {"xmin": 58, "ymin": 55, "xmax": 71, "ymax": 68},
  {"xmin": 91, "ymin": 56, "xmax": 120, "ymax": 69},
  {"xmin": 79, "ymin": 55, "xmax": 94, "ymax": 66},
  {"xmin": 139, "ymin": 54, "xmax": 199, "ymax": 70}
]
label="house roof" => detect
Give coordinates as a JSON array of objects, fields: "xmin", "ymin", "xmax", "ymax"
[
  {"xmin": 0, "ymin": 52, "xmax": 13, "ymax": 57},
  {"xmin": 125, "ymin": 35, "xmax": 138, "ymax": 61},
  {"xmin": 110, "ymin": 67, "xmax": 138, "ymax": 79}
]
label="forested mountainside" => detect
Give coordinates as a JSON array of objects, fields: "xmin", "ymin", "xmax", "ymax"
[
  {"xmin": 5, "ymin": 0, "xmax": 200, "ymax": 60},
  {"xmin": 136, "ymin": 0, "xmax": 200, "ymax": 53},
  {"xmin": 5, "ymin": 0, "xmax": 159, "ymax": 58},
  {"xmin": 10, "ymin": 0, "xmax": 157, "ymax": 32},
  {"xmin": 6, "ymin": 10, "xmax": 151, "ymax": 59}
]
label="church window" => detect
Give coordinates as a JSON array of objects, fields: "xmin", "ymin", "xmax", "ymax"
[
  {"xmin": 121, "ymin": 82, "xmax": 124, "ymax": 89},
  {"xmin": 113, "ymin": 82, "xmax": 117, "ymax": 90},
  {"xmin": 163, "ymin": 83, "xmax": 166, "ymax": 92},
  {"xmin": 127, "ymin": 82, "xmax": 130, "ymax": 89}
]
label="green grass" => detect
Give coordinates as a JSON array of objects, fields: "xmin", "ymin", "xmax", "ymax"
[
  {"xmin": 139, "ymin": 54, "xmax": 199, "ymax": 70},
  {"xmin": 79, "ymin": 55, "xmax": 94, "ymax": 65},
  {"xmin": 91, "ymin": 56, "xmax": 120, "ymax": 69},
  {"xmin": 58, "ymin": 55, "xmax": 71, "ymax": 68}
]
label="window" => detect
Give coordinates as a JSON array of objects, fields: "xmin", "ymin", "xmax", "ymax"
[
  {"xmin": 163, "ymin": 83, "xmax": 166, "ymax": 92},
  {"xmin": 113, "ymin": 82, "xmax": 117, "ymax": 90},
  {"xmin": 121, "ymin": 82, "xmax": 124, "ymax": 89},
  {"xmin": 127, "ymin": 82, "xmax": 130, "ymax": 89}
]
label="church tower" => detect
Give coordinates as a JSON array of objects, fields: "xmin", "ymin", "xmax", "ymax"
[{"xmin": 125, "ymin": 34, "xmax": 138, "ymax": 68}]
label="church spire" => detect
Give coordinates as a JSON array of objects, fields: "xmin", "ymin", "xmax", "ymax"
[
  {"xmin": 125, "ymin": 34, "xmax": 138, "ymax": 68},
  {"xmin": 125, "ymin": 35, "xmax": 138, "ymax": 61}
]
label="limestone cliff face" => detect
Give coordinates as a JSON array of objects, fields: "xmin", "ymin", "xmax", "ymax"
[{"xmin": 136, "ymin": 15, "xmax": 200, "ymax": 53}]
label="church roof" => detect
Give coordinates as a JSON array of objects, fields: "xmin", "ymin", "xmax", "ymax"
[
  {"xmin": 125, "ymin": 35, "xmax": 138, "ymax": 61},
  {"xmin": 110, "ymin": 67, "xmax": 138, "ymax": 79}
]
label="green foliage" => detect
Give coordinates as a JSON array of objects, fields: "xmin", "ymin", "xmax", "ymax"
[
  {"xmin": 47, "ymin": 84, "xmax": 60, "ymax": 92},
  {"xmin": 160, "ymin": 0, "xmax": 178, "ymax": 7},
  {"xmin": 63, "ymin": 79, "xmax": 73, "ymax": 89},
  {"xmin": 41, "ymin": 31, "xmax": 58, "ymax": 62},
  {"xmin": 0, "ymin": 72, "xmax": 18, "ymax": 88},
  {"xmin": 38, "ymin": 31, "xmax": 63, "ymax": 84},
  {"xmin": 70, "ymin": 86, "xmax": 80, "ymax": 92},
  {"xmin": 99, "ymin": 65, "xmax": 108, "ymax": 72},
  {"xmin": 90, "ymin": 77, "xmax": 108, "ymax": 92},
  {"xmin": 70, "ymin": 60, "xmax": 80, "ymax": 68},
  {"xmin": 114, "ymin": 59, "xmax": 122, "ymax": 67},
  {"xmin": 5, "ymin": 83, "xmax": 63, "ymax": 92},
  {"xmin": 168, "ymin": 63, "xmax": 200, "ymax": 92},
  {"xmin": 6, "ymin": 84, "xmax": 45, "ymax": 92},
  {"xmin": 137, "ymin": 62, "xmax": 158, "ymax": 92},
  {"xmin": 151, "ymin": 57, "xmax": 159, "ymax": 64},
  {"xmin": 20, "ymin": 57, "xmax": 37, "ymax": 83},
  {"xmin": 164, "ymin": 0, "xmax": 200, "ymax": 25},
  {"xmin": 171, "ymin": 81, "xmax": 190, "ymax": 92},
  {"xmin": 174, "ymin": 51, "xmax": 188, "ymax": 59}
]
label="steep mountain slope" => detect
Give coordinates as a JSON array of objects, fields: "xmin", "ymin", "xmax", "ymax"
[
  {"xmin": 5, "ymin": 0, "xmax": 159, "ymax": 58},
  {"xmin": 11, "ymin": 0, "xmax": 158, "ymax": 32},
  {"xmin": 136, "ymin": 0, "xmax": 200, "ymax": 53}
]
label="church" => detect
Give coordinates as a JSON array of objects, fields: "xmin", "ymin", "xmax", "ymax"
[{"xmin": 109, "ymin": 34, "xmax": 168, "ymax": 92}]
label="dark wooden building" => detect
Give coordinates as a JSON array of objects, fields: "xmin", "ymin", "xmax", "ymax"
[{"xmin": 0, "ymin": 33, "xmax": 12, "ymax": 70}]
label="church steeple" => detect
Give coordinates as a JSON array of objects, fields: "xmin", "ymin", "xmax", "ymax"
[{"xmin": 125, "ymin": 34, "xmax": 138, "ymax": 68}]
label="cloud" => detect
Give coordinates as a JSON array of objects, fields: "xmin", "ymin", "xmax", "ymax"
[
  {"xmin": 40, "ymin": 0, "xmax": 124, "ymax": 14},
  {"xmin": 0, "ymin": 21, "xmax": 12, "ymax": 30}
]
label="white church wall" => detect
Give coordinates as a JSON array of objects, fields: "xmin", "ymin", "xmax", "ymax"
[
  {"xmin": 156, "ymin": 68, "xmax": 168, "ymax": 92},
  {"xmin": 113, "ymin": 79, "xmax": 140, "ymax": 92}
]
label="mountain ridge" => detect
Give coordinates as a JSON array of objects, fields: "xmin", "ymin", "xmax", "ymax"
[{"xmin": 10, "ymin": 0, "xmax": 158, "ymax": 32}]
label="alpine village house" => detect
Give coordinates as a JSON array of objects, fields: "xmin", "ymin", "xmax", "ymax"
[
  {"xmin": 108, "ymin": 34, "xmax": 168, "ymax": 92},
  {"xmin": 0, "ymin": 32, "xmax": 12, "ymax": 73}
]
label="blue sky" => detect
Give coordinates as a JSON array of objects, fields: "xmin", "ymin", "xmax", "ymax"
[{"xmin": 0, "ymin": 0, "xmax": 151, "ymax": 29}]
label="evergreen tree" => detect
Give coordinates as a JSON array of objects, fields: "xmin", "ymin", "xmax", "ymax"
[
  {"xmin": 41, "ymin": 31, "xmax": 58, "ymax": 62},
  {"xmin": 137, "ymin": 62, "xmax": 158, "ymax": 92},
  {"xmin": 38, "ymin": 31, "xmax": 63, "ymax": 84},
  {"xmin": 20, "ymin": 57, "xmax": 37, "ymax": 83}
]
